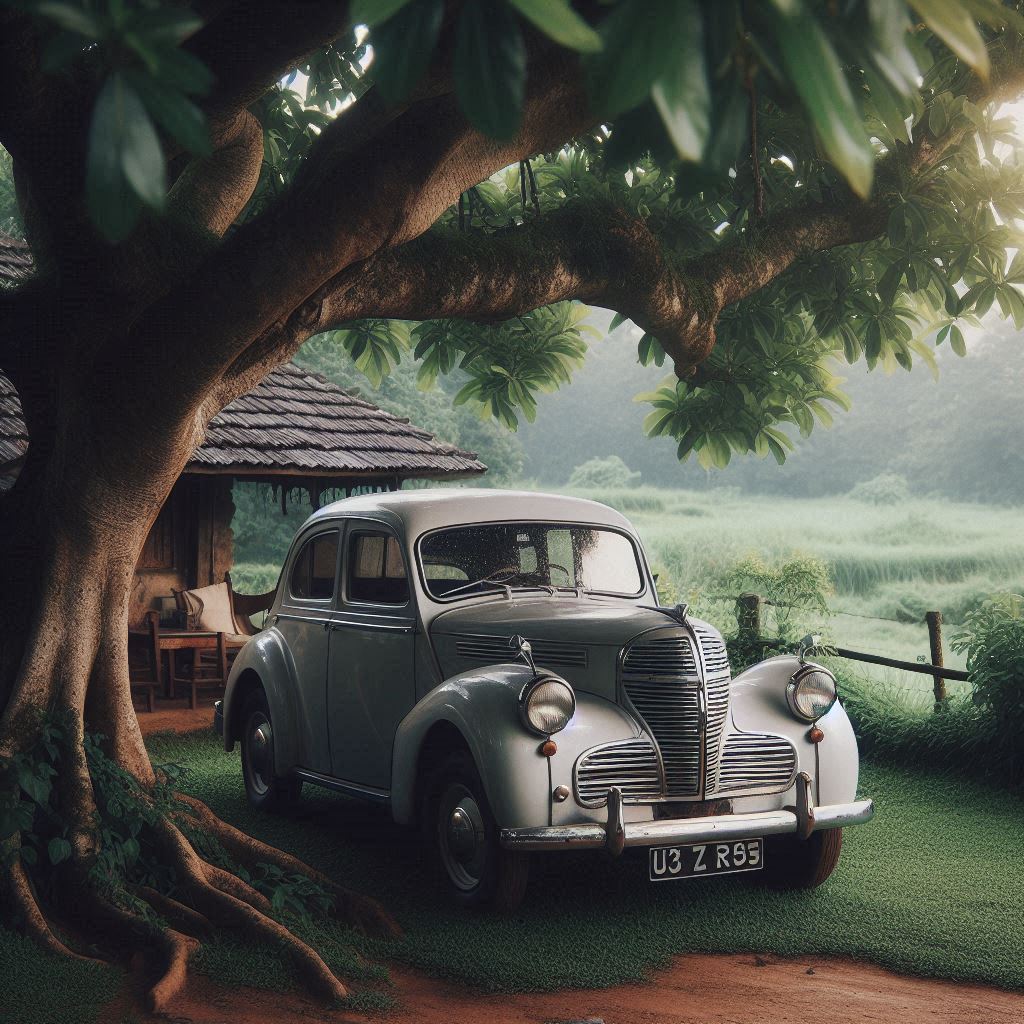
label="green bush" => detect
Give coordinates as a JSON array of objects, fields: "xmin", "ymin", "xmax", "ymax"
[
  {"xmin": 848, "ymin": 472, "xmax": 911, "ymax": 505},
  {"xmin": 952, "ymin": 594, "xmax": 1024, "ymax": 781},
  {"xmin": 230, "ymin": 562, "xmax": 282, "ymax": 596},
  {"xmin": 567, "ymin": 455, "xmax": 640, "ymax": 490}
]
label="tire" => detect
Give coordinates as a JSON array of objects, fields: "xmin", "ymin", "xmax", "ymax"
[
  {"xmin": 239, "ymin": 689, "xmax": 302, "ymax": 812},
  {"xmin": 420, "ymin": 750, "xmax": 529, "ymax": 912},
  {"xmin": 762, "ymin": 828, "xmax": 842, "ymax": 889}
]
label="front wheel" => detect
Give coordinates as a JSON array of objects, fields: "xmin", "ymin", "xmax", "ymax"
[
  {"xmin": 240, "ymin": 689, "xmax": 302, "ymax": 812},
  {"xmin": 761, "ymin": 828, "xmax": 842, "ymax": 889},
  {"xmin": 421, "ymin": 750, "xmax": 529, "ymax": 911}
]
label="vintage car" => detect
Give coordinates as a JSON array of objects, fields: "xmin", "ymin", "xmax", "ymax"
[{"xmin": 216, "ymin": 490, "xmax": 873, "ymax": 909}]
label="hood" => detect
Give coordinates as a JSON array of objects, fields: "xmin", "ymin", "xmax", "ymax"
[{"xmin": 430, "ymin": 594, "xmax": 682, "ymax": 649}]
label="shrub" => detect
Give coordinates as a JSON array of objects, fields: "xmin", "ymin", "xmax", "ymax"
[
  {"xmin": 567, "ymin": 455, "xmax": 640, "ymax": 490},
  {"xmin": 848, "ymin": 472, "xmax": 911, "ymax": 505},
  {"xmin": 230, "ymin": 562, "xmax": 281, "ymax": 596},
  {"xmin": 952, "ymin": 594, "xmax": 1024, "ymax": 780}
]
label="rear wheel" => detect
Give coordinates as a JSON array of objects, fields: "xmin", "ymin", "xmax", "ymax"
[
  {"xmin": 240, "ymin": 689, "xmax": 302, "ymax": 811},
  {"xmin": 421, "ymin": 750, "xmax": 529, "ymax": 911},
  {"xmin": 762, "ymin": 828, "xmax": 842, "ymax": 889}
]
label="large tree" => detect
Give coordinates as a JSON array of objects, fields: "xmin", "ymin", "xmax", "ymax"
[{"xmin": 3, "ymin": 0, "xmax": 1024, "ymax": 1010}]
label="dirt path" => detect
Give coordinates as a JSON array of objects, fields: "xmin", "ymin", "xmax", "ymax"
[{"xmin": 113, "ymin": 953, "xmax": 1024, "ymax": 1024}]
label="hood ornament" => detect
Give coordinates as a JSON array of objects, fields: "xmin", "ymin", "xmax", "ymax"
[{"xmin": 509, "ymin": 634, "xmax": 537, "ymax": 674}]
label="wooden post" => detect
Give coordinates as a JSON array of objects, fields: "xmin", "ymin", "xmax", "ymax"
[
  {"xmin": 926, "ymin": 611, "xmax": 946, "ymax": 710},
  {"xmin": 737, "ymin": 593, "xmax": 763, "ymax": 645}
]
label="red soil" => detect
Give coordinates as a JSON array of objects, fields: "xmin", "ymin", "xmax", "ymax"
[{"xmin": 105, "ymin": 953, "xmax": 1024, "ymax": 1024}]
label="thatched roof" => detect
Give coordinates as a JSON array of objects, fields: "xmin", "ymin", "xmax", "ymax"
[
  {"xmin": 0, "ymin": 362, "xmax": 485, "ymax": 483},
  {"xmin": 0, "ymin": 234, "xmax": 32, "ymax": 283}
]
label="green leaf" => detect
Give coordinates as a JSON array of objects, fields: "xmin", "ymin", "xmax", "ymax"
[
  {"xmin": 352, "ymin": 0, "xmax": 413, "ymax": 26},
  {"xmin": 771, "ymin": 8, "xmax": 874, "ymax": 197},
  {"xmin": 651, "ymin": 1, "xmax": 710, "ymax": 162},
  {"xmin": 949, "ymin": 323, "xmax": 967, "ymax": 356},
  {"xmin": 609, "ymin": 312, "xmax": 629, "ymax": 331},
  {"xmin": 47, "ymin": 837, "xmax": 72, "ymax": 866},
  {"xmin": 864, "ymin": 66, "xmax": 912, "ymax": 145},
  {"xmin": 126, "ymin": 72, "xmax": 210, "ymax": 155},
  {"xmin": 36, "ymin": 2, "xmax": 101, "ymax": 37},
  {"xmin": 909, "ymin": 0, "xmax": 989, "ymax": 77},
  {"xmin": 454, "ymin": 0, "xmax": 526, "ymax": 139},
  {"xmin": 371, "ymin": 0, "xmax": 444, "ymax": 105},
  {"xmin": 507, "ymin": 0, "xmax": 602, "ymax": 53}
]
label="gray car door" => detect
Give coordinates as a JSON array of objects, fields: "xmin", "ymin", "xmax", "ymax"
[
  {"xmin": 274, "ymin": 527, "xmax": 340, "ymax": 773},
  {"xmin": 327, "ymin": 520, "xmax": 416, "ymax": 791}
]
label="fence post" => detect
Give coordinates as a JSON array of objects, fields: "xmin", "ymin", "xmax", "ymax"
[
  {"xmin": 737, "ymin": 593, "xmax": 763, "ymax": 646},
  {"xmin": 926, "ymin": 610, "xmax": 946, "ymax": 710}
]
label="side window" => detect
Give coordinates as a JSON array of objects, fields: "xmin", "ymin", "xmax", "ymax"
[
  {"xmin": 348, "ymin": 531, "xmax": 409, "ymax": 606},
  {"xmin": 289, "ymin": 531, "xmax": 339, "ymax": 601}
]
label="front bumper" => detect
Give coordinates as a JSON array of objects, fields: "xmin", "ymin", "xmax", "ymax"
[{"xmin": 500, "ymin": 772, "xmax": 874, "ymax": 855}]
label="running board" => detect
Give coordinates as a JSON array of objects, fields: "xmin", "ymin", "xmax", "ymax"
[{"xmin": 292, "ymin": 769, "xmax": 391, "ymax": 805}]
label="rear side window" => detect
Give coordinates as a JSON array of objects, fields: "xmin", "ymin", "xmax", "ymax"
[
  {"xmin": 348, "ymin": 531, "xmax": 409, "ymax": 605},
  {"xmin": 289, "ymin": 531, "xmax": 339, "ymax": 600}
]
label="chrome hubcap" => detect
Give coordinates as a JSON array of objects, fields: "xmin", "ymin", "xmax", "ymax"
[
  {"xmin": 438, "ymin": 784, "xmax": 486, "ymax": 890},
  {"xmin": 246, "ymin": 714, "xmax": 273, "ymax": 794}
]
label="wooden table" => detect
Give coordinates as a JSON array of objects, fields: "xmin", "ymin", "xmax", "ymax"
[{"xmin": 129, "ymin": 620, "xmax": 227, "ymax": 710}]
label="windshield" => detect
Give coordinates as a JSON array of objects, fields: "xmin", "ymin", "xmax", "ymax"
[{"xmin": 418, "ymin": 522, "xmax": 645, "ymax": 600}]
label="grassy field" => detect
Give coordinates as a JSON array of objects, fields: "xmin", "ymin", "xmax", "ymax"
[{"xmin": 5, "ymin": 728, "xmax": 1021, "ymax": 1024}]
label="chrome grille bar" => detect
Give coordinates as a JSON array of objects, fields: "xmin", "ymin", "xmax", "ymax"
[
  {"xmin": 717, "ymin": 732, "xmax": 798, "ymax": 792},
  {"xmin": 574, "ymin": 739, "xmax": 662, "ymax": 807}
]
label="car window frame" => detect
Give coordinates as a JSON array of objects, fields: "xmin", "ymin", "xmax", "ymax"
[
  {"xmin": 284, "ymin": 527, "xmax": 342, "ymax": 607},
  {"xmin": 341, "ymin": 520, "xmax": 413, "ymax": 613},
  {"xmin": 414, "ymin": 519, "xmax": 649, "ymax": 604}
]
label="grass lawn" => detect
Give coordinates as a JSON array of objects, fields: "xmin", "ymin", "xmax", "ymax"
[{"xmin": 6, "ymin": 726, "xmax": 1020, "ymax": 1024}]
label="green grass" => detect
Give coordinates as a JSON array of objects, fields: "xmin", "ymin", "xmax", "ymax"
[
  {"xmin": 5, "ymin": 728, "xmax": 1024, "ymax": 1023},
  {"xmin": 158, "ymin": 732, "xmax": 1024, "ymax": 992}
]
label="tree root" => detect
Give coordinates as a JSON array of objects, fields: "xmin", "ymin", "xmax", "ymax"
[
  {"xmin": 175, "ymin": 792, "xmax": 402, "ymax": 938},
  {"xmin": 4, "ymin": 790, "xmax": 406, "ymax": 1012}
]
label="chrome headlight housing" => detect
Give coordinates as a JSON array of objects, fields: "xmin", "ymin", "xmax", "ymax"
[
  {"xmin": 519, "ymin": 676, "xmax": 575, "ymax": 735},
  {"xmin": 786, "ymin": 664, "xmax": 838, "ymax": 722}
]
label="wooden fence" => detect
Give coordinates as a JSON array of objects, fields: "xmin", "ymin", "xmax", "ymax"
[{"xmin": 734, "ymin": 593, "xmax": 969, "ymax": 712}]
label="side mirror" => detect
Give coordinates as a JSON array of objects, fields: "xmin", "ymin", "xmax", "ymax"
[
  {"xmin": 797, "ymin": 633, "xmax": 822, "ymax": 664},
  {"xmin": 509, "ymin": 633, "xmax": 537, "ymax": 674}
]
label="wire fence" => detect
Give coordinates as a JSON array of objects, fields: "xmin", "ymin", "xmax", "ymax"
[{"xmin": 704, "ymin": 591, "xmax": 970, "ymax": 711}]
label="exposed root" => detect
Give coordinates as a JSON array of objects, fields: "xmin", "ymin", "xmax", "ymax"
[
  {"xmin": 128, "ymin": 884, "xmax": 212, "ymax": 939},
  {"xmin": 202, "ymin": 862, "xmax": 274, "ymax": 914},
  {"xmin": 176, "ymin": 792, "xmax": 402, "ymax": 938},
  {"xmin": 148, "ymin": 928, "xmax": 199, "ymax": 1013},
  {"xmin": 155, "ymin": 816, "xmax": 350, "ymax": 1002},
  {"xmin": 3, "ymin": 859, "xmax": 103, "ymax": 963}
]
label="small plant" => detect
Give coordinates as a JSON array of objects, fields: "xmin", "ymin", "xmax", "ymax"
[
  {"xmin": 848, "ymin": 472, "xmax": 911, "ymax": 506},
  {"xmin": 567, "ymin": 455, "xmax": 640, "ymax": 489},
  {"xmin": 722, "ymin": 553, "xmax": 832, "ymax": 642}
]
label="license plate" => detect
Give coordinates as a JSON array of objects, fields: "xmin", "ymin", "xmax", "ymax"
[{"xmin": 649, "ymin": 838, "xmax": 764, "ymax": 881}]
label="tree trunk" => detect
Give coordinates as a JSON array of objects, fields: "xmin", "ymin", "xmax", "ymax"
[{"xmin": 0, "ymin": 377, "xmax": 397, "ymax": 1010}]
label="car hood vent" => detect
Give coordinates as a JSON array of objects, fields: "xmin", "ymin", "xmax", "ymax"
[{"xmin": 454, "ymin": 634, "xmax": 588, "ymax": 669}]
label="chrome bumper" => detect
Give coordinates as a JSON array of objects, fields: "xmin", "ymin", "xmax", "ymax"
[{"xmin": 500, "ymin": 772, "xmax": 874, "ymax": 855}]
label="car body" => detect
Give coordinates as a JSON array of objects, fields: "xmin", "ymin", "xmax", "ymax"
[{"xmin": 218, "ymin": 489, "xmax": 873, "ymax": 905}]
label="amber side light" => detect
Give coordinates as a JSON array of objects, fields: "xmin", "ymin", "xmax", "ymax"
[
  {"xmin": 540, "ymin": 739, "xmax": 558, "ymax": 757},
  {"xmin": 809, "ymin": 726, "xmax": 824, "ymax": 744}
]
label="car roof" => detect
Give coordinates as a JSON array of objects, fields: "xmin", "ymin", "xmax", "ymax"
[{"xmin": 307, "ymin": 488, "xmax": 635, "ymax": 536}]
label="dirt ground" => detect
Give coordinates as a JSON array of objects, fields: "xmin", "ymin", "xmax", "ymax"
[
  {"xmin": 127, "ymin": 707, "xmax": 1024, "ymax": 1024},
  {"xmin": 103, "ymin": 952, "xmax": 1024, "ymax": 1024}
]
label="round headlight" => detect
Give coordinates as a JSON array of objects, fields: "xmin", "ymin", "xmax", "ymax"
[
  {"xmin": 787, "ymin": 665, "xmax": 838, "ymax": 721},
  {"xmin": 520, "ymin": 677, "xmax": 575, "ymax": 735}
]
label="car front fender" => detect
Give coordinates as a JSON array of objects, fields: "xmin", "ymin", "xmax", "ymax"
[
  {"xmin": 729, "ymin": 654, "xmax": 860, "ymax": 805},
  {"xmin": 222, "ymin": 628, "xmax": 302, "ymax": 774},
  {"xmin": 391, "ymin": 664, "xmax": 643, "ymax": 830}
]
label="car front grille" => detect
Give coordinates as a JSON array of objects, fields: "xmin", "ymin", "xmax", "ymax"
[
  {"xmin": 717, "ymin": 732, "xmax": 798, "ymax": 792},
  {"xmin": 694, "ymin": 625, "xmax": 731, "ymax": 792},
  {"xmin": 622, "ymin": 636, "xmax": 703, "ymax": 796},
  {"xmin": 574, "ymin": 738, "xmax": 662, "ymax": 807}
]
